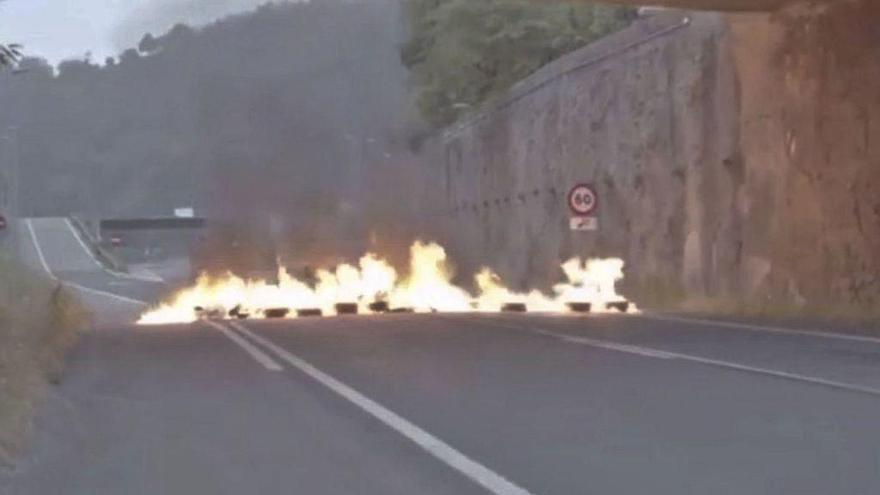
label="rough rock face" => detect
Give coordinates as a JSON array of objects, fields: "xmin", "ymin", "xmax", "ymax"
[
  {"xmin": 416, "ymin": 1, "xmax": 879, "ymax": 314},
  {"xmin": 729, "ymin": 0, "xmax": 880, "ymax": 311}
]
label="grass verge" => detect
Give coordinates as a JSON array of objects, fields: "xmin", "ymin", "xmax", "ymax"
[
  {"xmin": 0, "ymin": 254, "xmax": 90, "ymax": 466},
  {"xmin": 677, "ymin": 295, "xmax": 880, "ymax": 324},
  {"xmin": 630, "ymin": 277, "xmax": 879, "ymax": 325}
]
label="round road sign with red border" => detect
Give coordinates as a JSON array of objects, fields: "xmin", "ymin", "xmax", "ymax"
[{"xmin": 568, "ymin": 183, "xmax": 598, "ymax": 216}]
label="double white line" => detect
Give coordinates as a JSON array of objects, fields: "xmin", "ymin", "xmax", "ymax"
[{"xmin": 207, "ymin": 320, "xmax": 536, "ymax": 495}]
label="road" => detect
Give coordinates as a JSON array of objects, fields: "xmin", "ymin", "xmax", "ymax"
[
  {"xmin": 3, "ymin": 315, "xmax": 880, "ymax": 494},
  {"xmin": 15, "ymin": 217, "xmax": 166, "ymax": 324},
  {"xmin": 2, "ymin": 219, "xmax": 880, "ymax": 494}
]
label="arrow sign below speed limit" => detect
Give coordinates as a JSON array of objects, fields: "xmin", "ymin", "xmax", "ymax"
[{"xmin": 568, "ymin": 184, "xmax": 598, "ymax": 216}]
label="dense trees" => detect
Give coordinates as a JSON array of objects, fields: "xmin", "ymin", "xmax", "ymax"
[
  {"xmin": 401, "ymin": 0, "xmax": 636, "ymax": 127},
  {"xmin": 0, "ymin": 0, "xmax": 408, "ymax": 239}
]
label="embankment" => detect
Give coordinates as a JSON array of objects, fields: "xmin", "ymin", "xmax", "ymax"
[{"xmin": 0, "ymin": 255, "xmax": 87, "ymax": 465}]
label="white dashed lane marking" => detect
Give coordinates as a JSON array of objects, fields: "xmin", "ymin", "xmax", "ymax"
[{"xmin": 228, "ymin": 321, "xmax": 536, "ymax": 495}]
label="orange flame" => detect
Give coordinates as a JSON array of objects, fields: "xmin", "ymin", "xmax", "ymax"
[{"xmin": 137, "ymin": 241, "xmax": 636, "ymax": 324}]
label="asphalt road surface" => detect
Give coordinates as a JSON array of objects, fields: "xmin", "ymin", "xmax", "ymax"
[
  {"xmin": 3, "ymin": 219, "xmax": 880, "ymax": 494},
  {"xmin": 15, "ymin": 217, "xmax": 166, "ymax": 323},
  {"xmin": 2, "ymin": 310, "xmax": 880, "ymax": 494}
]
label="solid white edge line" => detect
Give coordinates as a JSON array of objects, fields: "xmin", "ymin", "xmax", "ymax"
[
  {"xmin": 65, "ymin": 282, "xmax": 149, "ymax": 306},
  {"xmin": 64, "ymin": 218, "xmax": 164, "ymax": 283},
  {"xmin": 126, "ymin": 268, "xmax": 164, "ymax": 283},
  {"xmin": 228, "ymin": 321, "xmax": 535, "ymax": 495},
  {"xmin": 205, "ymin": 321, "xmax": 283, "ymax": 372},
  {"xmin": 472, "ymin": 317, "xmax": 880, "ymax": 398},
  {"xmin": 25, "ymin": 218, "xmax": 56, "ymax": 279},
  {"xmin": 671, "ymin": 352, "xmax": 880, "ymax": 397},
  {"xmin": 64, "ymin": 218, "xmax": 104, "ymax": 270},
  {"xmin": 639, "ymin": 313, "xmax": 880, "ymax": 346}
]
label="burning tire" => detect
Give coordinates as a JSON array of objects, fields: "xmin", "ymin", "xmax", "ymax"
[
  {"xmin": 297, "ymin": 308, "xmax": 323, "ymax": 318},
  {"xmin": 263, "ymin": 308, "xmax": 291, "ymax": 319},
  {"xmin": 195, "ymin": 306, "xmax": 225, "ymax": 320},
  {"xmin": 501, "ymin": 303, "xmax": 528, "ymax": 313},
  {"xmin": 335, "ymin": 303, "xmax": 359, "ymax": 315},
  {"xmin": 566, "ymin": 302, "xmax": 592, "ymax": 313},
  {"xmin": 228, "ymin": 305, "xmax": 251, "ymax": 320},
  {"xmin": 368, "ymin": 301, "xmax": 390, "ymax": 313},
  {"xmin": 606, "ymin": 301, "xmax": 630, "ymax": 313}
]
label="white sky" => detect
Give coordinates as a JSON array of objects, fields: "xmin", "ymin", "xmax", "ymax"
[{"xmin": 0, "ymin": 0, "xmax": 269, "ymax": 65}]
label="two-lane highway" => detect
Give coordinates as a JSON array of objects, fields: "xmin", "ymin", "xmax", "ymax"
[
  {"xmin": 17, "ymin": 217, "xmax": 165, "ymax": 324},
  {"xmin": 4, "ymin": 312, "xmax": 879, "ymax": 495}
]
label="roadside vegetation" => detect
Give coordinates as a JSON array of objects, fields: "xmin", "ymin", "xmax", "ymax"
[
  {"xmin": 0, "ymin": 43, "xmax": 21, "ymax": 68},
  {"xmin": 0, "ymin": 254, "xmax": 88, "ymax": 466},
  {"xmin": 400, "ymin": 0, "xmax": 637, "ymax": 128}
]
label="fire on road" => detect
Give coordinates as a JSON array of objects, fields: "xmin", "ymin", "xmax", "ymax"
[{"xmin": 138, "ymin": 241, "xmax": 638, "ymax": 325}]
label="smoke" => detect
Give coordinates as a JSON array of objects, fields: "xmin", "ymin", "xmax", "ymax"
[{"xmin": 0, "ymin": 0, "xmax": 423, "ymax": 278}]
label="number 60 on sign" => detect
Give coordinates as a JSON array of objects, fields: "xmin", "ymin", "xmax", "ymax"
[{"xmin": 568, "ymin": 184, "xmax": 598, "ymax": 216}]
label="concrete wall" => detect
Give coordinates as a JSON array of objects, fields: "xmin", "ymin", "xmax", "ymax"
[
  {"xmin": 417, "ymin": 2, "xmax": 880, "ymax": 314},
  {"xmin": 418, "ymin": 13, "xmax": 732, "ymax": 304}
]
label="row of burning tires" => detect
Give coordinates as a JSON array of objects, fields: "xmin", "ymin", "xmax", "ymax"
[{"xmin": 195, "ymin": 300, "xmax": 632, "ymax": 320}]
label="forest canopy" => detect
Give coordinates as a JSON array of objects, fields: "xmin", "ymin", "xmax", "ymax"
[
  {"xmin": 0, "ymin": 1, "xmax": 407, "ymax": 229},
  {"xmin": 401, "ymin": 0, "xmax": 637, "ymax": 128}
]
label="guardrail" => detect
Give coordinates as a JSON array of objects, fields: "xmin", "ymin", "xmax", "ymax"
[{"xmin": 100, "ymin": 217, "xmax": 207, "ymax": 231}]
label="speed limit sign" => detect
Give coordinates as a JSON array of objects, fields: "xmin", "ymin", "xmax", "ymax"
[{"xmin": 568, "ymin": 184, "xmax": 598, "ymax": 216}]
